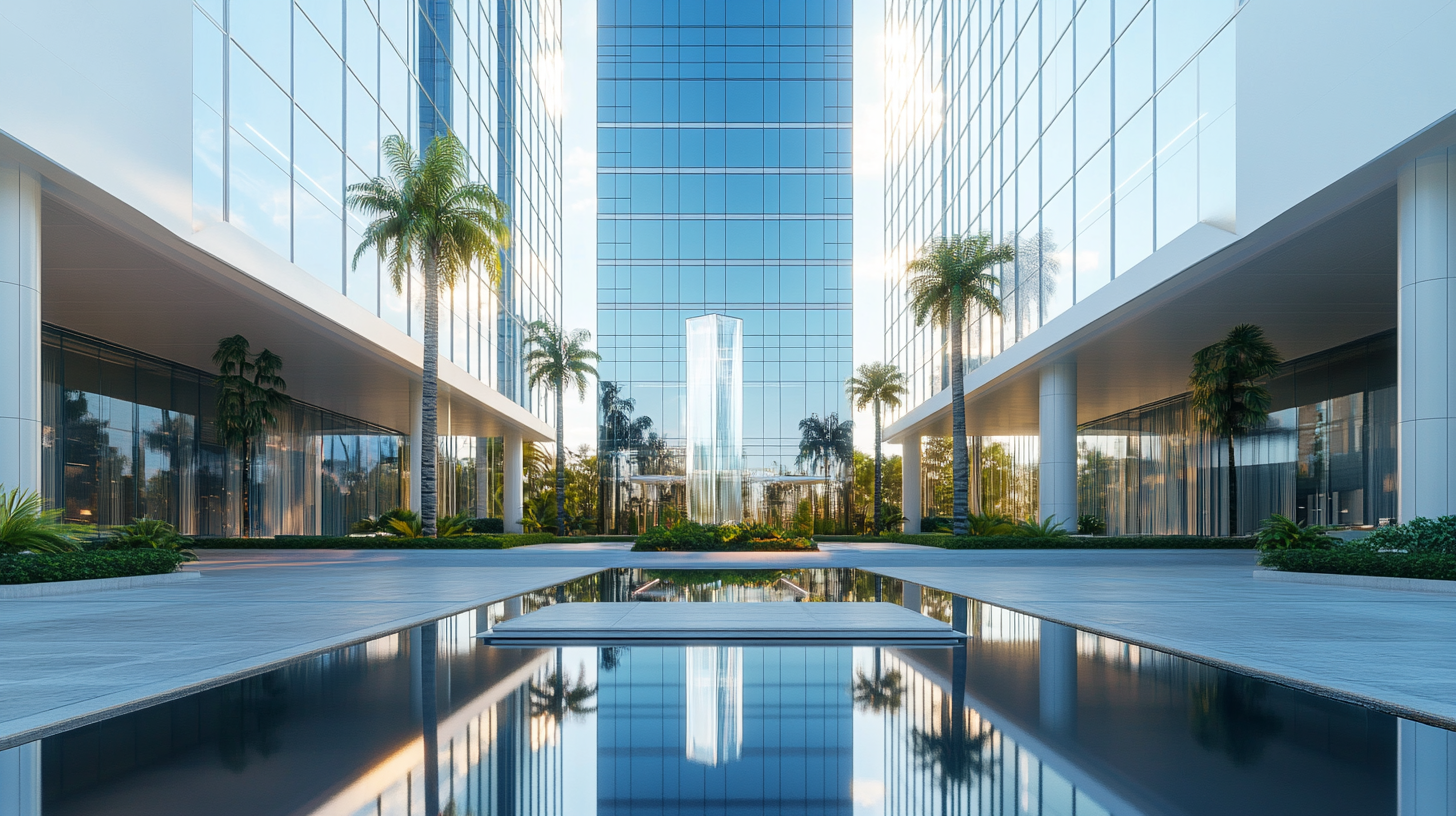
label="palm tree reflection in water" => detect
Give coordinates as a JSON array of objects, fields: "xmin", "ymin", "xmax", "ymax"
[
  {"xmin": 910, "ymin": 645, "xmax": 987, "ymax": 806},
  {"xmin": 528, "ymin": 649, "xmax": 599, "ymax": 748}
]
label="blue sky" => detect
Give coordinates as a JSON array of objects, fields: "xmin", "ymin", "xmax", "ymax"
[{"xmin": 558, "ymin": 0, "xmax": 897, "ymax": 456}]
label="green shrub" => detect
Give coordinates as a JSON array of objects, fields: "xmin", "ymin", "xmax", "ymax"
[
  {"xmin": 1077, "ymin": 514, "xmax": 1107, "ymax": 535},
  {"xmin": 633, "ymin": 521, "xmax": 816, "ymax": 552},
  {"xmin": 1259, "ymin": 549, "xmax": 1456, "ymax": 581},
  {"xmin": 0, "ymin": 550, "xmax": 185, "ymax": 584},
  {"xmin": 853, "ymin": 533, "xmax": 1253, "ymax": 549},
  {"xmin": 1016, "ymin": 516, "xmax": 1071, "ymax": 538},
  {"xmin": 1253, "ymin": 513, "xmax": 1335, "ymax": 551},
  {"xmin": 469, "ymin": 517, "xmax": 505, "ymax": 534},
  {"xmin": 190, "ymin": 533, "xmax": 555, "ymax": 549},
  {"xmin": 103, "ymin": 518, "xmax": 197, "ymax": 560},
  {"xmin": 1358, "ymin": 516, "xmax": 1456, "ymax": 555}
]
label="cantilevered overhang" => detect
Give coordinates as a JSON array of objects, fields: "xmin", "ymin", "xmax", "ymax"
[
  {"xmin": 4, "ymin": 137, "xmax": 551, "ymax": 443},
  {"xmin": 883, "ymin": 114, "xmax": 1456, "ymax": 444}
]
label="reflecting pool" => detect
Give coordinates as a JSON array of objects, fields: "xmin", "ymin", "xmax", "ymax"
[{"xmin": 39, "ymin": 578, "xmax": 1412, "ymax": 815}]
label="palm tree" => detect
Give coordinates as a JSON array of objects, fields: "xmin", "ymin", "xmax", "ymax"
[
  {"xmin": 347, "ymin": 133, "xmax": 509, "ymax": 537},
  {"xmin": 906, "ymin": 232, "xmax": 1015, "ymax": 536},
  {"xmin": 523, "ymin": 319, "xmax": 600, "ymax": 535},
  {"xmin": 846, "ymin": 362, "xmax": 907, "ymax": 533},
  {"xmin": 852, "ymin": 667, "xmax": 905, "ymax": 714},
  {"xmin": 213, "ymin": 335, "xmax": 290, "ymax": 537},
  {"xmin": 797, "ymin": 413, "xmax": 855, "ymax": 530},
  {"xmin": 528, "ymin": 664, "xmax": 598, "ymax": 723},
  {"xmin": 1189, "ymin": 324, "xmax": 1282, "ymax": 535}
]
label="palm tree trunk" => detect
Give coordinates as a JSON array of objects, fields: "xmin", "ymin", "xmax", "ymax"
[
  {"xmin": 949, "ymin": 314, "xmax": 969, "ymax": 536},
  {"xmin": 241, "ymin": 438, "xmax": 251, "ymax": 538},
  {"xmin": 873, "ymin": 400, "xmax": 883, "ymax": 534},
  {"xmin": 1227, "ymin": 434, "xmax": 1238, "ymax": 536},
  {"xmin": 421, "ymin": 252, "xmax": 440, "ymax": 538},
  {"xmin": 555, "ymin": 374, "xmax": 566, "ymax": 537}
]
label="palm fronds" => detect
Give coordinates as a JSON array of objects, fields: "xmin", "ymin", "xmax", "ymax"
[{"xmin": 0, "ymin": 487, "xmax": 83, "ymax": 554}]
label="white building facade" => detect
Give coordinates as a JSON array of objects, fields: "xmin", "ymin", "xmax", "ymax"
[
  {"xmin": 0, "ymin": 0, "xmax": 563, "ymax": 535},
  {"xmin": 882, "ymin": 0, "xmax": 1456, "ymax": 533}
]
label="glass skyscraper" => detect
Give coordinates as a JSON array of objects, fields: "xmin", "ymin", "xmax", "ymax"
[{"xmin": 596, "ymin": 0, "xmax": 854, "ymax": 532}]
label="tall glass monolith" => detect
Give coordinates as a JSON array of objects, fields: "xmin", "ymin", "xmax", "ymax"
[{"xmin": 686, "ymin": 314, "xmax": 743, "ymax": 523}]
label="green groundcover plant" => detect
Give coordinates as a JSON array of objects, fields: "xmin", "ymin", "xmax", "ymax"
[
  {"xmin": 1, "ymin": 550, "xmax": 186, "ymax": 585},
  {"xmin": 1258, "ymin": 549, "xmax": 1456, "ymax": 581},
  {"xmin": 190, "ymin": 533, "xmax": 555, "ymax": 549},
  {"xmin": 815, "ymin": 533, "xmax": 1253, "ymax": 549},
  {"xmin": 633, "ymin": 522, "xmax": 817, "ymax": 552}
]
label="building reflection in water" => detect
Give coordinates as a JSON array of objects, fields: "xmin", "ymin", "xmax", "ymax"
[
  {"xmin": 685, "ymin": 647, "xmax": 744, "ymax": 767},
  {"xmin": 36, "ymin": 593, "xmax": 1409, "ymax": 816}
]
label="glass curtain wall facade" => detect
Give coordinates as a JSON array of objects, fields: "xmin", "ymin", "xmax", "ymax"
[
  {"xmin": 911, "ymin": 332, "xmax": 1399, "ymax": 534},
  {"xmin": 40, "ymin": 326, "xmax": 405, "ymax": 537},
  {"xmin": 882, "ymin": 0, "xmax": 1237, "ymax": 422},
  {"xmin": 191, "ymin": 0, "xmax": 562, "ymax": 419},
  {"xmin": 596, "ymin": 0, "xmax": 854, "ymax": 533}
]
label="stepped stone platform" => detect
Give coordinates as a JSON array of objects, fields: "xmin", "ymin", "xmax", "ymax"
[{"xmin": 478, "ymin": 601, "xmax": 960, "ymax": 644}]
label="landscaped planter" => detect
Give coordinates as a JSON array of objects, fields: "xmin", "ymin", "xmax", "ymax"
[
  {"xmin": 188, "ymin": 533, "xmax": 556, "ymax": 549},
  {"xmin": 1258, "ymin": 549, "xmax": 1456, "ymax": 581},
  {"xmin": 0, "ymin": 550, "xmax": 188, "ymax": 585}
]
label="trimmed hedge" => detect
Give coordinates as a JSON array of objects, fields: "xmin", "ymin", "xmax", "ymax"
[
  {"xmin": 190, "ymin": 533, "xmax": 555, "ymax": 549},
  {"xmin": 0, "ymin": 550, "xmax": 186, "ymax": 585},
  {"xmin": 816, "ymin": 533, "xmax": 1253, "ymax": 549},
  {"xmin": 1259, "ymin": 549, "xmax": 1456, "ymax": 581},
  {"xmin": 633, "ymin": 522, "xmax": 817, "ymax": 552}
]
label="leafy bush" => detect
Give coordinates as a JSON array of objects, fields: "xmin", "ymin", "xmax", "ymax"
[
  {"xmin": 351, "ymin": 508, "xmax": 419, "ymax": 535},
  {"xmin": 1358, "ymin": 516, "xmax": 1456, "ymax": 555},
  {"xmin": 872, "ymin": 534, "xmax": 1253, "ymax": 549},
  {"xmin": 0, "ymin": 486, "xmax": 84, "ymax": 554},
  {"xmin": 1077, "ymin": 514, "xmax": 1107, "ymax": 535},
  {"xmin": 0, "ymin": 550, "xmax": 186, "ymax": 584},
  {"xmin": 1259, "ymin": 549, "xmax": 1456, "ymax": 581},
  {"xmin": 103, "ymin": 518, "xmax": 197, "ymax": 560},
  {"xmin": 633, "ymin": 521, "xmax": 816, "ymax": 552},
  {"xmin": 190, "ymin": 533, "xmax": 555, "ymax": 549},
  {"xmin": 1016, "ymin": 515, "xmax": 1071, "ymax": 538},
  {"xmin": 469, "ymin": 517, "xmax": 505, "ymax": 535},
  {"xmin": 1254, "ymin": 514, "xmax": 1335, "ymax": 552}
]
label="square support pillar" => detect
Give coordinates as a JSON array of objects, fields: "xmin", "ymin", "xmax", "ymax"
[
  {"xmin": 1038, "ymin": 360, "xmax": 1078, "ymax": 530},
  {"xmin": 0, "ymin": 162, "xmax": 42, "ymax": 495},
  {"xmin": 1398, "ymin": 148, "xmax": 1456, "ymax": 521},
  {"xmin": 902, "ymin": 436, "xmax": 921, "ymax": 534},
  {"xmin": 504, "ymin": 428, "xmax": 524, "ymax": 533}
]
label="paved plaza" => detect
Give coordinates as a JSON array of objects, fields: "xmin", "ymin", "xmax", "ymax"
[{"xmin": 3, "ymin": 542, "xmax": 1454, "ymax": 752}]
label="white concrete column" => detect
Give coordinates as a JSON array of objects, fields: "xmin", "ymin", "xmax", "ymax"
[
  {"xmin": 0, "ymin": 163, "xmax": 41, "ymax": 495},
  {"xmin": 1039, "ymin": 620, "xmax": 1078, "ymax": 737},
  {"xmin": 1399, "ymin": 719, "xmax": 1456, "ymax": 816},
  {"xmin": 504, "ymin": 428, "xmax": 524, "ymax": 533},
  {"xmin": 408, "ymin": 380, "xmax": 422, "ymax": 512},
  {"xmin": 1038, "ymin": 360, "xmax": 1078, "ymax": 530},
  {"xmin": 902, "ymin": 436, "xmax": 921, "ymax": 534},
  {"xmin": 0, "ymin": 742, "xmax": 41, "ymax": 816},
  {"xmin": 1399, "ymin": 148, "xmax": 1456, "ymax": 522}
]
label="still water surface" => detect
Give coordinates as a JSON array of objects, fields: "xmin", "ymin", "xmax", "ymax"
[{"xmin": 42, "ymin": 570, "xmax": 1397, "ymax": 815}]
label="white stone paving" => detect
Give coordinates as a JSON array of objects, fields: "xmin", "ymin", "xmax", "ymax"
[{"xmin": 482, "ymin": 600, "xmax": 955, "ymax": 641}]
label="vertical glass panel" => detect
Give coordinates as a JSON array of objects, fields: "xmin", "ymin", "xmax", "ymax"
[
  {"xmin": 298, "ymin": 0, "xmax": 343, "ymax": 51},
  {"xmin": 1042, "ymin": 184, "xmax": 1074, "ymax": 321},
  {"xmin": 346, "ymin": 74, "xmax": 379, "ymax": 172},
  {"xmin": 295, "ymin": 9, "xmax": 345, "ymax": 145},
  {"xmin": 1075, "ymin": 143, "xmax": 1112, "ymax": 300},
  {"xmin": 1114, "ymin": 169, "xmax": 1153, "ymax": 275},
  {"xmin": 1198, "ymin": 24, "xmax": 1236, "ymax": 232},
  {"xmin": 294, "ymin": 185, "xmax": 344, "ymax": 286},
  {"xmin": 1113, "ymin": 7, "xmax": 1151, "ymax": 130},
  {"xmin": 228, "ymin": 129, "xmax": 293, "ymax": 257},
  {"xmin": 295, "ymin": 110, "xmax": 343, "ymax": 216},
  {"xmin": 231, "ymin": 0, "xmax": 293, "ymax": 87},
  {"xmin": 1074, "ymin": 57, "xmax": 1110, "ymax": 169},
  {"xmin": 194, "ymin": 100, "xmax": 226, "ymax": 225},
  {"xmin": 194, "ymin": 8, "xmax": 225, "ymax": 114},
  {"xmin": 230, "ymin": 45, "xmax": 292, "ymax": 168},
  {"xmin": 1074, "ymin": 0, "xmax": 1110, "ymax": 84},
  {"xmin": 1155, "ymin": 69, "xmax": 1198, "ymax": 248},
  {"xmin": 346, "ymin": 0, "xmax": 379, "ymax": 90}
]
